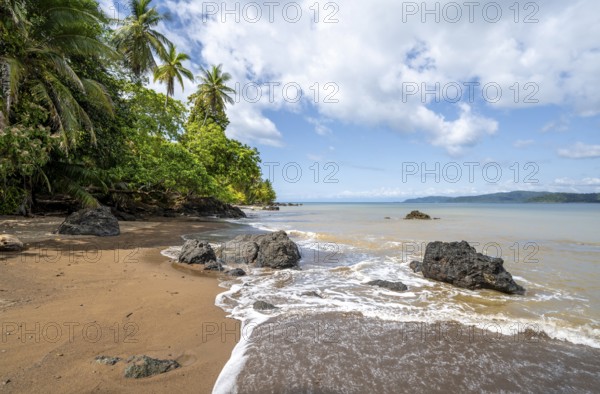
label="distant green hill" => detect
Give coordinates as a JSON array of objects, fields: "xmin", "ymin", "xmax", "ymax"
[{"xmin": 404, "ymin": 191, "xmax": 600, "ymax": 203}]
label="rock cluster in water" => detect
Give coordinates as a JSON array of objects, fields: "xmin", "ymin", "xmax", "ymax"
[
  {"xmin": 178, "ymin": 230, "xmax": 301, "ymax": 271},
  {"xmin": 216, "ymin": 231, "xmax": 301, "ymax": 269},
  {"xmin": 404, "ymin": 210, "xmax": 432, "ymax": 220}
]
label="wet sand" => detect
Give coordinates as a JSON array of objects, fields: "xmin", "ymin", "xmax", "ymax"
[
  {"xmin": 0, "ymin": 216, "xmax": 240, "ymax": 393},
  {"xmin": 227, "ymin": 312, "xmax": 600, "ymax": 393}
]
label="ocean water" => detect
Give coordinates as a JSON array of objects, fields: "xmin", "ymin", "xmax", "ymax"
[{"xmin": 169, "ymin": 203, "xmax": 600, "ymax": 392}]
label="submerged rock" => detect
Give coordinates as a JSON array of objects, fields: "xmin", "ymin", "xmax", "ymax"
[
  {"xmin": 0, "ymin": 234, "xmax": 23, "ymax": 251},
  {"xmin": 217, "ymin": 231, "xmax": 301, "ymax": 269},
  {"xmin": 124, "ymin": 355, "xmax": 180, "ymax": 379},
  {"xmin": 56, "ymin": 206, "xmax": 120, "ymax": 236},
  {"xmin": 417, "ymin": 241, "xmax": 525, "ymax": 295},
  {"xmin": 404, "ymin": 210, "xmax": 431, "ymax": 220},
  {"xmin": 262, "ymin": 206, "xmax": 280, "ymax": 211},
  {"xmin": 409, "ymin": 260, "xmax": 422, "ymax": 273},
  {"xmin": 178, "ymin": 240, "xmax": 216, "ymax": 265},
  {"xmin": 366, "ymin": 280, "xmax": 408, "ymax": 292},
  {"xmin": 226, "ymin": 268, "xmax": 247, "ymax": 277},
  {"xmin": 253, "ymin": 301, "xmax": 276, "ymax": 311},
  {"xmin": 204, "ymin": 261, "xmax": 224, "ymax": 271},
  {"xmin": 301, "ymin": 291, "xmax": 323, "ymax": 298}
]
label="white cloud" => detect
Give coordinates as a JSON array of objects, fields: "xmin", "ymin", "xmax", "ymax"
[
  {"xmin": 554, "ymin": 177, "xmax": 600, "ymax": 186},
  {"xmin": 557, "ymin": 142, "xmax": 600, "ymax": 159},
  {"xmin": 542, "ymin": 116, "xmax": 570, "ymax": 133},
  {"xmin": 306, "ymin": 117, "xmax": 332, "ymax": 136},
  {"xmin": 228, "ymin": 108, "xmax": 283, "ymax": 147},
  {"xmin": 108, "ymin": 0, "xmax": 600, "ymax": 150},
  {"xmin": 514, "ymin": 139, "xmax": 535, "ymax": 148}
]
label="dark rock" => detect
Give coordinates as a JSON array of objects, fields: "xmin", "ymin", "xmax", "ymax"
[
  {"xmin": 253, "ymin": 301, "xmax": 276, "ymax": 311},
  {"xmin": 110, "ymin": 208, "xmax": 137, "ymax": 222},
  {"xmin": 182, "ymin": 196, "xmax": 245, "ymax": 219},
  {"xmin": 419, "ymin": 241, "xmax": 525, "ymax": 295},
  {"xmin": 522, "ymin": 327, "xmax": 551, "ymax": 341},
  {"xmin": 404, "ymin": 210, "xmax": 432, "ymax": 220},
  {"xmin": 124, "ymin": 355, "xmax": 180, "ymax": 379},
  {"xmin": 204, "ymin": 261, "xmax": 224, "ymax": 271},
  {"xmin": 384, "ymin": 217, "xmax": 391, "ymax": 220},
  {"xmin": 262, "ymin": 206, "xmax": 280, "ymax": 211},
  {"xmin": 409, "ymin": 260, "xmax": 422, "ymax": 273},
  {"xmin": 219, "ymin": 240, "xmax": 259, "ymax": 265},
  {"xmin": 0, "ymin": 234, "xmax": 23, "ymax": 251},
  {"xmin": 217, "ymin": 231, "xmax": 301, "ymax": 269},
  {"xmin": 56, "ymin": 206, "xmax": 120, "ymax": 236},
  {"xmin": 366, "ymin": 280, "xmax": 408, "ymax": 292},
  {"xmin": 226, "ymin": 268, "xmax": 247, "ymax": 277},
  {"xmin": 301, "ymin": 291, "xmax": 323, "ymax": 298},
  {"xmin": 95, "ymin": 355, "xmax": 121, "ymax": 365},
  {"xmin": 178, "ymin": 240, "xmax": 216, "ymax": 265}
]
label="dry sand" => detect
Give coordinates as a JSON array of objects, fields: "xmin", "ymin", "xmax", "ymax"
[{"xmin": 0, "ymin": 216, "xmax": 240, "ymax": 393}]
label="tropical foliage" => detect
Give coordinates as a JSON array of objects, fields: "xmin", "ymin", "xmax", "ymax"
[{"xmin": 0, "ymin": 0, "xmax": 275, "ymax": 215}]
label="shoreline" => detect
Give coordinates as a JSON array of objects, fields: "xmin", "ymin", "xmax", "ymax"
[{"xmin": 0, "ymin": 216, "xmax": 240, "ymax": 393}]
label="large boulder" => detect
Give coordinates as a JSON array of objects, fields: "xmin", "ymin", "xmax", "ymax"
[
  {"xmin": 0, "ymin": 234, "xmax": 24, "ymax": 252},
  {"xmin": 413, "ymin": 241, "xmax": 525, "ymax": 295},
  {"xmin": 56, "ymin": 206, "xmax": 120, "ymax": 236},
  {"xmin": 178, "ymin": 240, "xmax": 216, "ymax": 264},
  {"xmin": 217, "ymin": 231, "xmax": 301, "ymax": 269}
]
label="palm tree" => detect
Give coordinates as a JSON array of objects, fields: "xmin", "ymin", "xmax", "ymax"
[
  {"xmin": 112, "ymin": 0, "xmax": 171, "ymax": 78},
  {"xmin": 192, "ymin": 64, "xmax": 236, "ymax": 126},
  {"xmin": 0, "ymin": 0, "xmax": 116, "ymax": 150},
  {"xmin": 0, "ymin": 0, "xmax": 27, "ymax": 129},
  {"xmin": 0, "ymin": 0, "xmax": 116, "ymax": 211},
  {"xmin": 153, "ymin": 44, "xmax": 194, "ymax": 107}
]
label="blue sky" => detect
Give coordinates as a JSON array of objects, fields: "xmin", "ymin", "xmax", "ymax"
[{"xmin": 101, "ymin": 0, "xmax": 600, "ymax": 201}]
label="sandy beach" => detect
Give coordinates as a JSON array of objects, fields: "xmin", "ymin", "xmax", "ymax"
[{"xmin": 0, "ymin": 216, "xmax": 239, "ymax": 393}]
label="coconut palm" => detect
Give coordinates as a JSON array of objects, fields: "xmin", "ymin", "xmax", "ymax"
[
  {"xmin": 112, "ymin": 0, "xmax": 171, "ymax": 78},
  {"xmin": 0, "ymin": 0, "xmax": 116, "ymax": 150},
  {"xmin": 192, "ymin": 64, "xmax": 236, "ymax": 126},
  {"xmin": 153, "ymin": 44, "xmax": 194, "ymax": 107}
]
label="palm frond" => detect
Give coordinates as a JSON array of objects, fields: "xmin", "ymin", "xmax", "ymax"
[{"xmin": 82, "ymin": 79, "xmax": 114, "ymax": 117}]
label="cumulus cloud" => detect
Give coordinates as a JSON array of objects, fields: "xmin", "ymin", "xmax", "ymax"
[
  {"xmin": 557, "ymin": 142, "xmax": 600, "ymax": 159},
  {"xmin": 104, "ymin": 0, "xmax": 600, "ymax": 150}
]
